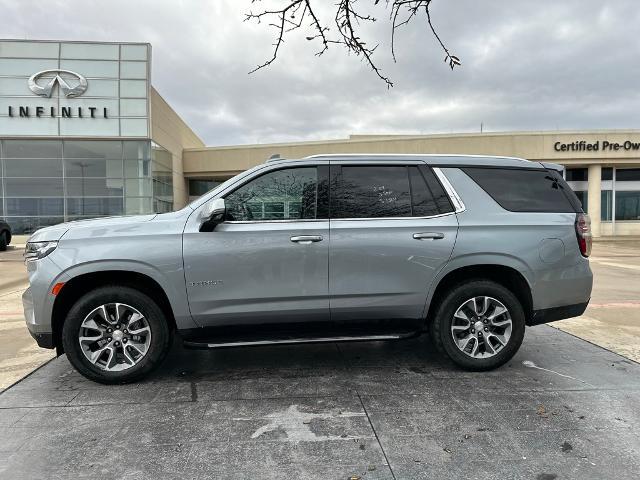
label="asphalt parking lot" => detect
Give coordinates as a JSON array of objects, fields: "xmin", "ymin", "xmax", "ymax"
[{"xmin": 1, "ymin": 240, "xmax": 639, "ymax": 479}]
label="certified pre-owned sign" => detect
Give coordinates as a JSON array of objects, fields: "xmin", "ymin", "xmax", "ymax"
[
  {"xmin": 7, "ymin": 69, "xmax": 109, "ymax": 119},
  {"xmin": 554, "ymin": 140, "xmax": 640, "ymax": 152},
  {"xmin": 28, "ymin": 69, "xmax": 88, "ymax": 98}
]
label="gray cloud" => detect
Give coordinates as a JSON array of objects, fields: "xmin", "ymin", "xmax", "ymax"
[{"xmin": 1, "ymin": 0, "xmax": 638, "ymax": 145}]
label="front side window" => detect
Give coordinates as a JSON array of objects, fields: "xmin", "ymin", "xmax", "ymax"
[{"xmin": 224, "ymin": 167, "xmax": 317, "ymax": 221}]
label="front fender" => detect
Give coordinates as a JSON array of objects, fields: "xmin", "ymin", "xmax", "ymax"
[{"xmin": 48, "ymin": 258, "xmax": 197, "ymax": 331}]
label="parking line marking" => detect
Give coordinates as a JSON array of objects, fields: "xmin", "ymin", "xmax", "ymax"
[{"xmin": 591, "ymin": 260, "xmax": 640, "ymax": 271}]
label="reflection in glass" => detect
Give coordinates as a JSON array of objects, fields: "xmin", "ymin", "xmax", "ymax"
[
  {"xmin": 4, "ymin": 158, "xmax": 63, "ymax": 177},
  {"xmin": 64, "ymin": 158, "xmax": 123, "ymax": 178},
  {"xmin": 66, "ymin": 198, "xmax": 124, "ymax": 216},
  {"xmin": 601, "ymin": 191, "xmax": 612, "ymax": 221},
  {"xmin": 333, "ymin": 166, "xmax": 412, "ymax": 218},
  {"xmin": 4, "ymin": 217, "xmax": 65, "ymax": 235},
  {"xmin": 6, "ymin": 198, "xmax": 64, "ymax": 216},
  {"xmin": 616, "ymin": 191, "xmax": 640, "ymax": 220},
  {"xmin": 3, "ymin": 140, "xmax": 62, "ymax": 158},
  {"xmin": 225, "ymin": 168, "xmax": 317, "ymax": 221},
  {"xmin": 65, "ymin": 141, "xmax": 122, "ymax": 159},
  {"xmin": 5, "ymin": 178, "xmax": 64, "ymax": 197},
  {"xmin": 66, "ymin": 178, "xmax": 123, "ymax": 197},
  {"xmin": 1, "ymin": 139, "xmax": 171, "ymax": 233}
]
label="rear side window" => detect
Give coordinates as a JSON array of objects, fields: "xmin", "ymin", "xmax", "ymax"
[
  {"xmin": 331, "ymin": 165, "xmax": 454, "ymax": 218},
  {"xmin": 332, "ymin": 166, "xmax": 412, "ymax": 218},
  {"xmin": 410, "ymin": 166, "xmax": 454, "ymax": 216},
  {"xmin": 462, "ymin": 167, "xmax": 581, "ymax": 213}
]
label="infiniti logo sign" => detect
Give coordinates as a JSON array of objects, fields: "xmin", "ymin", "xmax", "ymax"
[
  {"xmin": 28, "ymin": 69, "xmax": 88, "ymax": 98},
  {"xmin": 8, "ymin": 68, "xmax": 108, "ymax": 119}
]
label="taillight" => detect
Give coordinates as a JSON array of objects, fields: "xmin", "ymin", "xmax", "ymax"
[{"xmin": 575, "ymin": 213, "xmax": 592, "ymax": 257}]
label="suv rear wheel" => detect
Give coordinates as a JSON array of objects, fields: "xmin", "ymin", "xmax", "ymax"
[
  {"xmin": 62, "ymin": 286, "xmax": 171, "ymax": 384},
  {"xmin": 0, "ymin": 231, "xmax": 7, "ymax": 251},
  {"xmin": 431, "ymin": 280, "xmax": 525, "ymax": 370}
]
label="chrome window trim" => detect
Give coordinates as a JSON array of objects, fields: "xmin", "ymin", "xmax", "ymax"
[
  {"xmin": 224, "ymin": 219, "xmax": 327, "ymax": 224},
  {"xmin": 329, "ymin": 211, "xmax": 456, "ymax": 222},
  {"xmin": 433, "ymin": 167, "xmax": 466, "ymax": 213},
  {"xmin": 223, "ymin": 167, "xmax": 466, "ymax": 224},
  {"xmin": 224, "ymin": 211, "xmax": 456, "ymax": 225},
  {"xmin": 214, "ymin": 164, "xmax": 465, "ymax": 225}
]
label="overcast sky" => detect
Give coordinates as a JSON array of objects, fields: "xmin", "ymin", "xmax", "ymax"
[{"xmin": 1, "ymin": 0, "xmax": 639, "ymax": 146}]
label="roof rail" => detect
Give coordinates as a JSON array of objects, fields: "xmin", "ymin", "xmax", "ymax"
[
  {"xmin": 266, "ymin": 153, "xmax": 283, "ymax": 163},
  {"xmin": 304, "ymin": 153, "xmax": 526, "ymax": 161}
]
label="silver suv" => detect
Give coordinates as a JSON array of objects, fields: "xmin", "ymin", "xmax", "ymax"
[{"xmin": 22, "ymin": 154, "xmax": 593, "ymax": 383}]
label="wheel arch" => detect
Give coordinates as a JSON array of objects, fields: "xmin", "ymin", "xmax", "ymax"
[
  {"xmin": 51, "ymin": 270, "xmax": 178, "ymax": 353},
  {"xmin": 425, "ymin": 261, "xmax": 534, "ymax": 328}
]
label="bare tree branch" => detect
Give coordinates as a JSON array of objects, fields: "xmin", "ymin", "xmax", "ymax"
[{"xmin": 245, "ymin": 0, "xmax": 460, "ymax": 87}]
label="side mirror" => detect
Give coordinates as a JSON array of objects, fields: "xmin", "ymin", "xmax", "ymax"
[{"xmin": 199, "ymin": 198, "xmax": 226, "ymax": 232}]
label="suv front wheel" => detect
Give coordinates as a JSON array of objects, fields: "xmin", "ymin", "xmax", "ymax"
[
  {"xmin": 62, "ymin": 286, "xmax": 171, "ymax": 384},
  {"xmin": 431, "ymin": 280, "xmax": 526, "ymax": 371}
]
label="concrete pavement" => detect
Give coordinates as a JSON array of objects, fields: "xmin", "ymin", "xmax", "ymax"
[
  {"xmin": 0, "ymin": 325, "xmax": 639, "ymax": 479},
  {"xmin": 0, "ymin": 245, "xmax": 54, "ymax": 390},
  {"xmin": 551, "ymin": 240, "xmax": 640, "ymax": 361}
]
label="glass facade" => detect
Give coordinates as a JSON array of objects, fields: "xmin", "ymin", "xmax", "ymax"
[
  {"xmin": 188, "ymin": 178, "xmax": 231, "ymax": 203},
  {"xmin": 566, "ymin": 167, "xmax": 640, "ymax": 222},
  {"xmin": 151, "ymin": 143, "xmax": 174, "ymax": 214},
  {"xmin": 0, "ymin": 139, "xmax": 173, "ymax": 234}
]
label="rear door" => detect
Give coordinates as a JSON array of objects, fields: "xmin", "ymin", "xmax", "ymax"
[{"xmin": 328, "ymin": 162, "xmax": 459, "ymax": 331}]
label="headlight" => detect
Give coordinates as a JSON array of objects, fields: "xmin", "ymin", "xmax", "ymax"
[{"xmin": 24, "ymin": 241, "xmax": 58, "ymax": 262}]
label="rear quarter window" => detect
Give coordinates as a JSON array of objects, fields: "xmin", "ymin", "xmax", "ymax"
[{"xmin": 462, "ymin": 167, "xmax": 581, "ymax": 213}]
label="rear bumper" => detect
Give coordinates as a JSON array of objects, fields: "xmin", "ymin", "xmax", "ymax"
[{"xmin": 528, "ymin": 301, "xmax": 589, "ymax": 326}]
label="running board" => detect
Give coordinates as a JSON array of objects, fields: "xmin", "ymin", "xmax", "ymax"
[{"xmin": 183, "ymin": 332, "xmax": 417, "ymax": 350}]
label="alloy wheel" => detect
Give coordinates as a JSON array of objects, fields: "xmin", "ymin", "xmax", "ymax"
[
  {"xmin": 78, "ymin": 303, "xmax": 152, "ymax": 372},
  {"xmin": 450, "ymin": 296, "xmax": 512, "ymax": 359}
]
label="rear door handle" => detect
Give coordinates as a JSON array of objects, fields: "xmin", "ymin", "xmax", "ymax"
[
  {"xmin": 290, "ymin": 235, "xmax": 323, "ymax": 244},
  {"xmin": 413, "ymin": 232, "xmax": 445, "ymax": 240}
]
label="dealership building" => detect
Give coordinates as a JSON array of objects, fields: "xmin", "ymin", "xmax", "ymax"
[{"xmin": 2, "ymin": 39, "xmax": 640, "ymax": 237}]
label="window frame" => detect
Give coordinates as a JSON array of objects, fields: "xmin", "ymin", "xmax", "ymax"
[
  {"xmin": 329, "ymin": 162, "xmax": 458, "ymax": 221},
  {"xmin": 221, "ymin": 165, "xmax": 329, "ymax": 224}
]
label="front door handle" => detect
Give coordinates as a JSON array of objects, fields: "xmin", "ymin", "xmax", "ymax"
[
  {"xmin": 290, "ymin": 235, "xmax": 323, "ymax": 244},
  {"xmin": 413, "ymin": 232, "xmax": 445, "ymax": 240}
]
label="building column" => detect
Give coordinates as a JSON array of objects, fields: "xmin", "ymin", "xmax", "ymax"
[
  {"xmin": 587, "ymin": 164, "xmax": 601, "ymax": 237},
  {"xmin": 172, "ymin": 152, "xmax": 189, "ymax": 210}
]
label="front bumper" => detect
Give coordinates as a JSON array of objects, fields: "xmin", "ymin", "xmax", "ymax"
[
  {"xmin": 22, "ymin": 286, "xmax": 55, "ymax": 349},
  {"xmin": 528, "ymin": 301, "xmax": 589, "ymax": 326},
  {"xmin": 28, "ymin": 331, "xmax": 55, "ymax": 349}
]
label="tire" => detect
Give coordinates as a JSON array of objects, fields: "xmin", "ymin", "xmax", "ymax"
[
  {"xmin": 62, "ymin": 286, "xmax": 172, "ymax": 384},
  {"xmin": 0, "ymin": 232, "xmax": 7, "ymax": 251},
  {"xmin": 430, "ymin": 280, "xmax": 525, "ymax": 371}
]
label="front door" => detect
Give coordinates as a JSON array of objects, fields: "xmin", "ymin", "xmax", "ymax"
[
  {"xmin": 328, "ymin": 163, "xmax": 458, "ymax": 331},
  {"xmin": 183, "ymin": 165, "xmax": 330, "ymax": 328}
]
